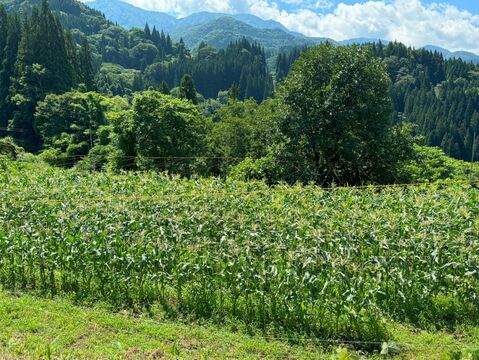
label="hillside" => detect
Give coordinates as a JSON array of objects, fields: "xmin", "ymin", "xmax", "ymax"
[
  {"xmin": 423, "ymin": 45, "xmax": 479, "ymax": 64},
  {"xmin": 170, "ymin": 17, "xmax": 325, "ymax": 51},
  {"xmin": 87, "ymin": 0, "xmax": 291, "ymax": 33},
  {"xmin": 0, "ymin": 0, "xmax": 110, "ymax": 33},
  {"xmin": 1, "ymin": 0, "xmax": 479, "ymax": 161}
]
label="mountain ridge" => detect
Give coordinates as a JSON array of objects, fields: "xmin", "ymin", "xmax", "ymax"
[
  {"xmin": 86, "ymin": 0, "xmax": 479, "ymax": 63},
  {"xmin": 170, "ymin": 16, "xmax": 329, "ymax": 53},
  {"xmin": 87, "ymin": 0, "xmax": 291, "ymax": 33}
]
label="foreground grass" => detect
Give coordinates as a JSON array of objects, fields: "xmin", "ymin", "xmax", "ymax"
[{"xmin": 1, "ymin": 291, "xmax": 479, "ymax": 359}]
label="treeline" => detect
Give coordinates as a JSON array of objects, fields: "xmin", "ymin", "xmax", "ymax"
[
  {"xmin": 93, "ymin": 29, "xmax": 273, "ymax": 101},
  {"xmin": 277, "ymin": 42, "xmax": 479, "ymax": 161},
  {"xmin": 143, "ymin": 40, "xmax": 273, "ymax": 101},
  {"xmin": 373, "ymin": 42, "xmax": 479, "ymax": 162},
  {"xmin": 0, "ymin": 1, "xmax": 95, "ymax": 151},
  {"xmin": 0, "ymin": 0, "xmax": 274, "ymax": 152},
  {"xmin": 12, "ymin": 43, "xmax": 475, "ymax": 187}
]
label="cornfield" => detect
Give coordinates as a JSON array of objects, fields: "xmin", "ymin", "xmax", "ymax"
[{"xmin": 1, "ymin": 160, "xmax": 478, "ymax": 344}]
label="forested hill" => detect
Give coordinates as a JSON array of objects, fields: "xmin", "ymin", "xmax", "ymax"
[
  {"xmin": 0, "ymin": 0, "xmax": 110, "ymax": 33},
  {"xmin": 168, "ymin": 17, "xmax": 320, "ymax": 54},
  {"xmin": 277, "ymin": 43, "xmax": 479, "ymax": 161},
  {"xmin": 88, "ymin": 0, "xmax": 291, "ymax": 33},
  {"xmin": 0, "ymin": 0, "xmax": 478, "ymax": 162},
  {"xmin": 0, "ymin": 0, "xmax": 274, "ymax": 151}
]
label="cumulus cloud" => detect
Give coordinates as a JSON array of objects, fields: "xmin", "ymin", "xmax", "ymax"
[{"xmin": 120, "ymin": 0, "xmax": 479, "ymax": 53}]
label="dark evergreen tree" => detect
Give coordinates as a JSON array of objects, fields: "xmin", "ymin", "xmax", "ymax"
[
  {"xmin": 0, "ymin": 12, "xmax": 20, "ymax": 130},
  {"xmin": 179, "ymin": 74, "xmax": 198, "ymax": 104},
  {"xmin": 9, "ymin": 0, "xmax": 75, "ymax": 150},
  {"xmin": 79, "ymin": 37, "xmax": 95, "ymax": 90},
  {"xmin": 159, "ymin": 80, "xmax": 170, "ymax": 95}
]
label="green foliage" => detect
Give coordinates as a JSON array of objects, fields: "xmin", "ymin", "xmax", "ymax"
[
  {"xmin": 1, "ymin": 164, "xmax": 478, "ymax": 344},
  {"xmin": 0, "ymin": 0, "xmax": 96, "ymax": 151},
  {"xmin": 209, "ymin": 98, "xmax": 280, "ymax": 175},
  {"xmin": 0, "ymin": 136, "xmax": 23, "ymax": 159},
  {"xmin": 112, "ymin": 91, "xmax": 208, "ymax": 175},
  {"xmin": 279, "ymin": 42, "xmax": 479, "ymax": 162},
  {"xmin": 399, "ymin": 144, "xmax": 479, "ymax": 182},
  {"xmin": 178, "ymin": 74, "xmax": 198, "ymax": 104},
  {"xmin": 95, "ymin": 63, "xmax": 140, "ymax": 97},
  {"xmin": 276, "ymin": 43, "xmax": 409, "ymax": 185},
  {"xmin": 144, "ymin": 38, "xmax": 273, "ymax": 102},
  {"xmin": 34, "ymin": 91, "xmax": 127, "ymax": 166}
]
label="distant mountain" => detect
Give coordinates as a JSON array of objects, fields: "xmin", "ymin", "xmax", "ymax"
[
  {"xmin": 423, "ymin": 45, "xmax": 479, "ymax": 64},
  {"xmin": 86, "ymin": 0, "xmax": 176, "ymax": 30},
  {"xmin": 88, "ymin": 0, "xmax": 290, "ymax": 33},
  {"xmin": 86, "ymin": 0, "xmax": 479, "ymax": 63},
  {"xmin": 1, "ymin": 0, "xmax": 110, "ymax": 33},
  {"xmin": 170, "ymin": 17, "xmax": 329, "ymax": 52},
  {"xmin": 338, "ymin": 38, "xmax": 390, "ymax": 46}
]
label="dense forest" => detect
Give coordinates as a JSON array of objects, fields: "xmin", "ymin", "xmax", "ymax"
[
  {"xmin": 0, "ymin": 0, "xmax": 478, "ymax": 185},
  {"xmin": 0, "ymin": 0, "xmax": 273, "ymax": 150},
  {"xmin": 277, "ymin": 42, "xmax": 479, "ymax": 161}
]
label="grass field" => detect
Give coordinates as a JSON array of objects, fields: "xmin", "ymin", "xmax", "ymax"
[
  {"xmin": 1, "ymin": 158, "xmax": 479, "ymax": 358},
  {"xmin": 1, "ymin": 290, "xmax": 479, "ymax": 359}
]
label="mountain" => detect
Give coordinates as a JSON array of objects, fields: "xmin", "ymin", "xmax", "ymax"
[
  {"xmin": 338, "ymin": 38, "xmax": 390, "ymax": 46},
  {"xmin": 423, "ymin": 45, "xmax": 479, "ymax": 64},
  {"xmin": 87, "ymin": 0, "xmax": 290, "ymax": 33},
  {"xmin": 1, "ymin": 0, "xmax": 110, "ymax": 33},
  {"xmin": 170, "ymin": 17, "xmax": 328, "ymax": 52},
  {"xmin": 87, "ymin": 0, "xmax": 479, "ymax": 64},
  {"xmin": 85, "ymin": 0, "xmax": 176, "ymax": 30},
  {"xmin": 87, "ymin": 0, "xmax": 331, "ymax": 52}
]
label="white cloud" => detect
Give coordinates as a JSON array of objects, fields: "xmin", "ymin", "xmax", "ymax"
[{"xmin": 120, "ymin": 0, "xmax": 479, "ymax": 53}]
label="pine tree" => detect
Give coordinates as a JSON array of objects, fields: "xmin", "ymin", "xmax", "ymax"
[
  {"xmin": 227, "ymin": 83, "xmax": 239, "ymax": 101},
  {"xmin": 159, "ymin": 81, "xmax": 170, "ymax": 95},
  {"xmin": 144, "ymin": 23, "xmax": 151, "ymax": 39},
  {"xmin": 179, "ymin": 74, "xmax": 198, "ymax": 104},
  {"xmin": 0, "ymin": 11, "xmax": 20, "ymax": 127},
  {"xmin": 9, "ymin": 0, "xmax": 75, "ymax": 150},
  {"xmin": 79, "ymin": 37, "xmax": 95, "ymax": 90}
]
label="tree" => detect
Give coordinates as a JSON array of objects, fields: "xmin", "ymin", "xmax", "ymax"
[
  {"xmin": 159, "ymin": 81, "xmax": 170, "ymax": 95},
  {"xmin": 227, "ymin": 83, "xmax": 240, "ymax": 101},
  {"xmin": 119, "ymin": 91, "xmax": 208, "ymax": 175},
  {"xmin": 79, "ymin": 37, "xmax": 96, "ymax": 90},
  {"xmin": 0, "ymin": 14, "xmax": 20, "ymax": 127},
  {"xmin": 277, "ymin": 43, "xmax": 408, "ymax": 185},
  {"xmin": 8, "ymin": 0, "xmax": 75, "ymax": 151},
  {"xmin": 209, "ymin": 98, "xmax": 280, "ymax": 175},
  {"xmin": 34, "ymin": 91, "xmax": 109, "ymax": 163},
  {"xmin": 179, "ymin": 74, "xmax": 198, "ymax": 104}
]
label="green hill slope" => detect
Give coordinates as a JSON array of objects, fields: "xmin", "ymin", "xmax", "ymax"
[
  {"xmin": 0, "ymin": 0, "xmax": 110, "ymax": 33},
  {"xmin": 170, "ymin": 16, "xmax": 328, "ymax": 51}
]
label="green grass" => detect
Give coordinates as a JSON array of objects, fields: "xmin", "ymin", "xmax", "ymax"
[
  {"xmin": 1, "ymin": 290, "xmax": 479, "ymax": 359},
  {"xmin": 0, "ymin": 290, "xmax": 323, "ymax": 359},
  {"xmin": 1, "ymin": 158, "xmax": 479, "ymax": 356}
]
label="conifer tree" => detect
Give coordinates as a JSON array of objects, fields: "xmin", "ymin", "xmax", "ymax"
[
  {"xmin": 79, "ymin": 37, "xmax": 95, "ymax": 90},
  {"xmin": 179, "ymin": 74, "xmax": 198, "ymax": 104},
  {"xmin": 159, "ymin": 81, "xmax": 170, "ymax": 95}
]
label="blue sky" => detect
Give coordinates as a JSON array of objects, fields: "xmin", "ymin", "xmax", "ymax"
[
  {"xmin": 308, "ymin": 1, "xmax": 479, "ymax": 14},
  {"xmin": 407, "ymin": 0, "xmax": 478, "ymax": 13},
  {"xmin": 124, "ymin": 0, "xmax": 479, "ymax": 52}
]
